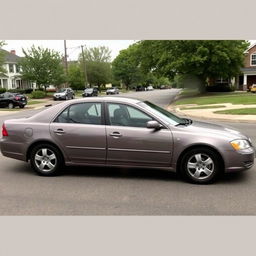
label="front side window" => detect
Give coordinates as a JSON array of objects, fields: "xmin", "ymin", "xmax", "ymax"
[
  {"xmin": 251, "ymin": 53, "xmax": 256, "ymax": 66},
  {"xmin": 107, "ymin": 103, "xmax": 153, "ymax": 127},
  {"xmin": 55, "ymin": 102, "xmax": 102, "ymax": 125}
]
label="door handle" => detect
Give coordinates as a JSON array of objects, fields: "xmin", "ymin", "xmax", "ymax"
[
  {"xmin": 54, "ymin": 129, "xmax": 65, "ymax": 134},
  {"xmin": 109, "ymin": 132, "xmax": 122, "ymax": 138}
]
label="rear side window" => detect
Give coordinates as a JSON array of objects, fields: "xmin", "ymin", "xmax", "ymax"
[{"xmin": 55, "ymin": 102, "xmax": 102, "ymax": 125}]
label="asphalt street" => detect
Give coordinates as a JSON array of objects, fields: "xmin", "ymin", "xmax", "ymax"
[{"xmin": 0, "ymin": 89, "xmax": 256, "ymax": 215}]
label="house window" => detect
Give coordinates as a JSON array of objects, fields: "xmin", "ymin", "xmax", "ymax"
[
  {"xmin": 16, "ymin": 64, "xmax": 20, "ymax": 73},
  {"xmin": 9, "ymin": 64, "xmax": 14, "ymax": 73},
  {"xmin": 251, "ymin": 53, "xmax": 256, "ymax": 66}
]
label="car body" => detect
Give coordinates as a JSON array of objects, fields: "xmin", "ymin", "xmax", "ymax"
[
  {"xmin": 135, "ymin": 86, "xmax": 146, "ymax": 91},
  {"xmin": 106, "ymin": 87, "xmax": 119, "ymax": 95},
  {"xmin": 250, "ymin": 84, "xmax": 256, "ymax": 93},
  {"xmin": 160, "ymin": 85, "xmax": 166, "ymax": 89},
  {"xmin": 53, "ymin": 88, "xmax": 74, "ymax": 100},
  {"xmin": 0, "ymin": 97, "xmax": 255, "ymax": 184},
  {"xmin": 0, "ymin": 92, "xmax": 27, "ymax": 109},
  {"xmin": 146, "ymin": 86, "xmax": 154, "ymax": 91},
  {"xmin": 82, "ymin": 88, "xmax": 98, "ymax": 97}
]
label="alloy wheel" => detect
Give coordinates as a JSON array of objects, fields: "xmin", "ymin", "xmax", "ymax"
[{"xmin": 34, "ymin": 148, "xmax": 57, "ymax": 172}]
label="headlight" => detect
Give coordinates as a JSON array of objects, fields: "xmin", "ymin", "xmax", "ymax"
[{"xmin": 230, "ymin": 139, "xmax": 251, "ymax": 150}]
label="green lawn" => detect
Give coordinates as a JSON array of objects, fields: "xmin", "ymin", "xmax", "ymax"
[
  {"xmin": 215, "ymin": 108, "xmax": 256, "ymax": 115},
  {"xmin": 175, "ymin": 92, "xmax": 256, "ymax": 105},
  {"xmin": 180, "ymin": 105, "xmax": 226, "ymax": 110},
  {"xmin": 27, "ymin": 100, "xmax": 42, "ymax": 105}
]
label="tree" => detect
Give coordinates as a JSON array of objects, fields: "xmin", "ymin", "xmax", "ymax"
[
  {"xmin": 79, "ymin": 46, "xmax": 112, "ymax": 89},
  {"xmin": 67, "ymin": 62, "xmax": 85, "ymax": 90},
  {"xmin": 0, "ymin": 41, "xmax": 6, "ymax": 74},
  {"xmin": 138, "ymin": 40, "xmax": 249, "ymax": 91},
  {"xmin": 20, "ymin": 46, "xmax": 66, "ymax": 90},
  {"xmin": 112, "ymin": 43, "xmax": 144, "ymax": 89}
]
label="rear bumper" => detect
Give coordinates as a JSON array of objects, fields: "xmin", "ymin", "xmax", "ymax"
[
  {"xmin": 0, "ymin": 139, "xmax": 26, "ymax": 161},
  {"xmin": 225, "ymin": 147, "xmax": 255, "ymax": 173}
]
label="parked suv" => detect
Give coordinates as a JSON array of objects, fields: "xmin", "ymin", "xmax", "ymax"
[
  {"xmin": 106, "ymin": 87, "xmax": 119, "ymax": 95},
  {"xmin": 53, "ymin": 88, "xmax": 74, "ymax": 100},
  {"xmin": 0, "ymin": 92, "xmax": 27, "ymax": 109},
  {"xmin": 82, "ymin": 88, "xmax": 98, "ymax": 97}
]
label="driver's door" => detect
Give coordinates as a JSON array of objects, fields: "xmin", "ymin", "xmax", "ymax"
[{"xmin": 106, "ymin": 102, "xmax": 173, "ymax": 167}]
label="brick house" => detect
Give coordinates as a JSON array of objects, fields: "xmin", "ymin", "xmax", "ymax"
[
  {"xmin": 237, "ymin": 43, "xmax": 256, "ymax": 90},
  {"xmin": 0, "ymin": 49, "xmax": 34, "ymax": 90}
]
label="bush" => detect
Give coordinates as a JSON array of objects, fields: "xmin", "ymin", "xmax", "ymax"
[
  {"xmin": 0, "ymin": 88, "xmax": 6, "ymax": 94},
  {"xmin": 31, "ymin": 91, "xmax": 46, "ymax": 99},
  {"xmin": 206, "ymin": 84, "xmax": 234, "ymax": 92},
  {"xmin": 24, "ymin": 88, "xmax": 33, "ymax": 94}
]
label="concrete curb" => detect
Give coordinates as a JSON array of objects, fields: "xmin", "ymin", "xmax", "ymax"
[{"xmin": 168, "ymin": 105, "xmax": 256, "ymax": 123}]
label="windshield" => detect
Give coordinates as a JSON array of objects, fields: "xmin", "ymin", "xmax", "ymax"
[
  {"xmin": 57, "ymin": 88, "xmax": 66, "ymax": 93},
  {"xmin": 85, "ymin": 88, "xmax": 93, "ymax": 92},
  {"xmin": 138, "ymin": 101, "xmax": 185, "ymax": 125}
]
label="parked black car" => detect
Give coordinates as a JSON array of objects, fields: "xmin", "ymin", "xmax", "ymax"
[
  {"xmin": 82, "ymin": 88, "xmax": 98, "ymax": 97},
  {"xmin": 0, "ymin": 92, "xmax": 27, "ymax": 109},
  {"xmin": 135, "ymin": 86, "xmax": 146, "ymax": 91},
  {"xmin": 53, "ymin": 88, "xmax": 74, "ymax": 100},
  {"xmin": 106, "ymin": 87, "xmax": 119, "ymax": 95}
]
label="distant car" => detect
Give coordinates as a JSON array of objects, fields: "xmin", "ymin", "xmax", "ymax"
[
  {"xmin": 250, "ymin": 84, "xmax": 256, "ymax": 93},
  {"xmin": 135, "ymin": 86, "xmax": 146, "ymax": 91},
  {"xmin": 0, "ymin": 92, "xmax": 27, "ymax": 109},
  {"xmin": 160, "ymin": 85, "xmax": 166, "ymax": 89},
  {"xmin": 53, "ymin": 88, "xmax": 74, "ymax": 100},
  {"xmin": 82, "ymin": 88, "xmax": 98, "ymax": 97},
  {"xmin": 146, "ymin": 86, "xmax": 154, "ymax": 91},
  {"xmin": 106, "ymin": 87, "xmax": 119, "ymax": 95}
]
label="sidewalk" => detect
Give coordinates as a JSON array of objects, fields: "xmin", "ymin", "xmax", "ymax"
[
  {"xmin": 168, "ymin": 103, "xmax": 256, "ymax": 123},
  {"xmin": 0, "ymin": 98, "xmax": 55, "ymax": 116}
]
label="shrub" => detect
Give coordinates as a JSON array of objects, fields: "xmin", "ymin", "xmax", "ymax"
[
  {"xmin": 206, "ymin": 84, "xmax": 234, "ymax": 92},
  {"xmin": 31, "ymin": 91, "xmax": 46, "ymax": 99},
  {"xmin": 0, "ymin": 88, "xmax": 7, "ymax": 94},
  {"xmin": 24, "ymin": 88, "xmax": 33, "ymax": 94}
]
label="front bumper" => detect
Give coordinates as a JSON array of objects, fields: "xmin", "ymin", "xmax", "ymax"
[{"xmin": 225, "ymin": 147, "xmax": 255, "ymax": 173}]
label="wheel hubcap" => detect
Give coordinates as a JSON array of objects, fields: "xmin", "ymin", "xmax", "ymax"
[
  {"xmin": 187, "ymin": 153, "xmax": 214, "ymax": 180},
  {"xmin": 34, "ymin": 148, "xmax": 57, "ymax": 172}
]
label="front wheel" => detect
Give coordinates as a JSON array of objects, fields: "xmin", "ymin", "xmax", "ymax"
[
  {"xmin": 180, "ymin": 147, "xmax": 221, "ymax": 184},
  {"xmin": 30, "ymin": 144, "xmax": 63, "ymax": 176},
  {"xmin": 19, "ymin": 105, "xmax": 25, "ymax": 109}
]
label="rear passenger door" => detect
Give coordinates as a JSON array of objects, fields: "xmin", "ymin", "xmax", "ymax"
[{"xmin": 50, "ymin": 102, "xmax": 107, "ymax": 164}]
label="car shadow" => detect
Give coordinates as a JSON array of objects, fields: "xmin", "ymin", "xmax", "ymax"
[
  {"xmin": 62, "ymin": 165, "xmax": 181, "ymax": 182},
  {"xmin": 13, "ymin": 162, "xmax": 251, "ymax": 184}
]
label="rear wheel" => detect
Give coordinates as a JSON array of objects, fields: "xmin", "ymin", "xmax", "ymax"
[
  {"xmin": 180, "ymin": 147, "xmax": 221, "ymax": 184},
  {"xmin": 30, "ymin": 144, "xmax": 63, "ymax": 176},
  {"xmin": 19, "ymin": 105, "xmax": 25, "ymax": 108},
  {"xmin": 8, "ymin": 102, "xmax": 14, "ymax": 109}
]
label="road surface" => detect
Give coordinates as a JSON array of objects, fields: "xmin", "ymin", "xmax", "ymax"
[{"xmin": 0, "ymin": 89, "xmax": 255, "ymax": 215}]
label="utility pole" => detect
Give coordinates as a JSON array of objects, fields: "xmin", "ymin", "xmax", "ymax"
[
  {"xmin": 64, "ymin": 40, "xmax": 68, "ymax": 87},
  {"xmin": 81, "ymin": 45, "xmax": 88, "ymax": 88}
]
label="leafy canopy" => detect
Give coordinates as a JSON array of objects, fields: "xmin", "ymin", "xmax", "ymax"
[
  {"xmin": 67, "ymin": 62, "xmax": 85, "ymax": 90},
  {"xmin": 20, "ymin": 46, "xmax": 66, "ymax": 90},
  {"xmin": 0, "ymin": 41, "xmax": 6, "ymax": 74}
]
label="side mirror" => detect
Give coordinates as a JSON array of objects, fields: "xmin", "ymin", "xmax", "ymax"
[{"xmin": 147, "ymin": 120, "xmax": 162, "ymax": 130}]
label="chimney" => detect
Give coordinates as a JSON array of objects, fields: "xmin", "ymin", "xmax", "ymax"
[{"xmin": 10, "ymin": 50, "xmax": 16, "ymax": 55}]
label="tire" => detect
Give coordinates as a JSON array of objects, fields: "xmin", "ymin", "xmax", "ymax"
[
  {"xmin": 8, "ymin": 102, "xmax": 14, "ymax": 109},
  {"xmin": 19, "ymin": 105, "xmax": 25, "ymax": 109},
  {"xmin": 30, "ymin": 143, "xmax": 64, "ymax": 176},
  {"xmin": 180, "ymin": 147, "xmax": 221, "ymax": 184}
]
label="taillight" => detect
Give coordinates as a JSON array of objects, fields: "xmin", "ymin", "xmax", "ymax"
[
  {"xmin": 2, "ymin": 124, "xmax": 8, "ymax": 137},
  {"xmin": 15, "ymin": 96, "xmax": 21, "ymax": 100}
]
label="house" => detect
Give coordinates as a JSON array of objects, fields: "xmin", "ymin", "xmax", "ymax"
[
  {"xmin": 0, "ymin": 49, "xmax": 34, "ymax": 90},
  {"xmin": 237, "ymin": 43, "xmax": 256, "ymax": 90}
]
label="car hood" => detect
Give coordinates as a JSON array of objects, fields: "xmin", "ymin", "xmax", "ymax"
[{"xmin": 174, "ymin": 120, "xmax": 249, "ymax": 141}]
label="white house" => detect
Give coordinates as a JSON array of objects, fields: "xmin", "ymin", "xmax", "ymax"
[{"xmin": 0, "ymin": 49, "xmax": 35, "ymax": 90}]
